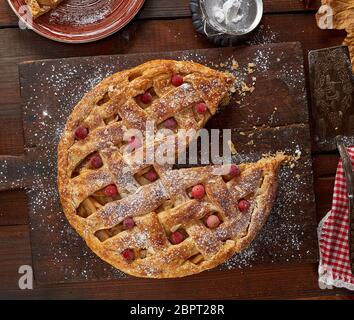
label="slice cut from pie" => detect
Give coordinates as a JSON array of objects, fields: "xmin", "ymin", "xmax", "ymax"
[
  {"xmin": 58, "ymin": 59, "xmax": 287, "ymax": 278},
  {"xmin": 25, "ymin": 0, "xmax": 64, "ymax": 19}
]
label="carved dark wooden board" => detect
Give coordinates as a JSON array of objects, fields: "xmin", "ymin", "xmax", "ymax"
[
  {"xmin": 309, "ymin": 46, "xmax": 354, "ymax": 152},
  {"xmin": 1, "ymin": 42, "xmax": 318, "ymax": 284}
]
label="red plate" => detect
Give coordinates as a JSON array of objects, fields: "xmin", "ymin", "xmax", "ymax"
[{"xmin": 7, "ymin": 0, "xmax": 145, "ymax": 43}]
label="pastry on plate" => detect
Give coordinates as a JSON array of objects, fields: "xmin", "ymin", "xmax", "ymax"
[
  {"xmin": 58, "ymin": 59, "xmax": 287, "ymax": 278},
  {"xmin": 25, "ymin": 0, "xmax": 64, "ymax": 19}
]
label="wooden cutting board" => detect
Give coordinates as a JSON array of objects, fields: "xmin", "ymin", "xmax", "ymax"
[{"xmin": 0, "ymin": 42, "xmax": 318, "ymax": 284}]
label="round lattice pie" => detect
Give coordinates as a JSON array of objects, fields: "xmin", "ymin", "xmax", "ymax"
[{"xmin": 58, "ymin": 60, "xmax": 287, "ymax": 278}]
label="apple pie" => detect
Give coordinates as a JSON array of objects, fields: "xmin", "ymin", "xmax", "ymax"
[
  {"xmin": 58, "ymin": 60, "xmax": 287, "ymax": 278},
  {"xmin": 25, "ymin": 0, "xmax": 64, "ymax": 19}
]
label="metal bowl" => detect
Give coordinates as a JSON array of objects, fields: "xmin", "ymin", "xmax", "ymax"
[{"xmin": 191, "ymin": 0, "xmax": 263, "ymax": 46}]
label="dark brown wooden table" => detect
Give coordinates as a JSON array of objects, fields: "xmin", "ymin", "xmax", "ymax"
[{"xmin": 0, "ymin": 0, "xmax": 353, "ymax": 300}]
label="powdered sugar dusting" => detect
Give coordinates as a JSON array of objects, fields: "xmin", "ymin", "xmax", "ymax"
[
  {"xmin": 3, "ymin": 47, "xmax": 317, "ymax": 282},
  {"xmin": 221, "ymin": 160, "xmax": 314, "ymax": 269},
  {"xmin": 49, "ymin": 0, "xmax": 113, "ymax": 26},
  {"xmin": 220, "ymin": 125, "xmax": 317, "ymax": 269},
  {"xmin": 19, "ymin": 59, "xmax": 129, "ymax": 281},
  {"xmin": 246, "ymin": 24, "xmax": 279, "ymax": 45}
]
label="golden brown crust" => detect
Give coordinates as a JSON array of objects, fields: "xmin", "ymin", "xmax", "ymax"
[
  {"xmin": 25, "ymin": 0, "xmax": 64, "ymax": 19},
  {"xmin": 58, "ymin": 59, "xmax": 285, "ymax": 278}
]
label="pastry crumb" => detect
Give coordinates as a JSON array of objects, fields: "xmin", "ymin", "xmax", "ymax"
[
  {"xmin": 248, "ymin": 63, "xmax": 255, "ymax": 74},
  {"xmin": 241, "ymin": 82, "xmax": 253, "ymax": 92},
  {"xmin": 231, "ymin": 59, "xmax": 239, "ymax": 70}
]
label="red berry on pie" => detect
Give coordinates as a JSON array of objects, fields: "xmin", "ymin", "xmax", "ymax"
[
  {"xmin": 104, "ymin": 185, "xmax": 118, "ymax": 197},
  {"xmin": 191, "ymin": 184, "xmax": 205, "ymax": 199},
  {"xmin": 90, "ymin": 155, "xmax": 103, "ymax": 169},
  {"xmin": 238, "ymin": 199, "xmax": 250, "ymax": 212},
  {"xmin": 145, "ymin": 169, "xmax": 158, "ymax": 182},
  {"xmin": 140, "ymin": 92, "xmax": 152, "ymax": 104},
  {"xmin": 171, "ymin": 231, "xmax": 185, "ymax": 244},
  {"xmin": 195, "ymin": 103, "xmax": 208, "ymax": 114},
  {"xmin": 75, "ymin": 126, "xmax": 88, "ymax": 140},
  {"xmin": 206, "ymin": 215, "xmax": 220, "ymax": 229},
  {"xmin": 171, "ymin": 74, "xmax": 184, "ymax": 87},
  {"xmin": 123, "ymin": 217, "xmax": 135, "ymax": 230},
  {"xmin": 163, "ymin": 118, "xmax": 177, "ymax": 130},
  {"xmin": 128, "ymin": 136, "xmax": 142, "ymax": 150},
  {"xmin": 121, "ymin": 248, "xmax": 135, "ymax": 261},
  {"xmin": 229, "ymin": 164, "xmax": 241, "ymax": 177}
]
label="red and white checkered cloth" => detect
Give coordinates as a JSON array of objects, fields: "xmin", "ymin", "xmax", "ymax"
[{"xmin": 318, "ymin": 147, "xmax": 354, "ymax": 290}]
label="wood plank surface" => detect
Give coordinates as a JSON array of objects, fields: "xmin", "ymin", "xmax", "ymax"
[
  {"xmin": 0, "ymin": 152, "xmax": 39, "ymax": 191},
  {"xmin": 0, "ymin": 225, "xmax": 32, "ymax": 291},
  {"xmin": 313, "ymin": 154, "xmax": 339, "ymax": 177},
  {"xmin": 2, "ymin": 261, "xmax": 349, "ymax": 299},
  {"xmin": 12, "ymin": 43, "xmax": 317, "ymax": 284},
  {"xmin": 0, "ymin": 170, "xmax": 340, "ymax": 299},
  {"xmin": 0, "ymin": 223, "xmax": 348, "ymax": 299},
  {"xmin": 20, "ymin": 43, "xmax": 309, "ymax": 147},
  {"xmin": 0, "ymin": 190, "xmax": 28, "ymax": 226},
  {"xmin": 0, "ymin": 0, "xmax": 353, "ymax": 299},
  {"xmin": 0, "ymin": 0, "xmax": 323, "ymax": 27},
  {"xmin": 0, "ymin": 15, "xmax": 347, "ymax": 156}
]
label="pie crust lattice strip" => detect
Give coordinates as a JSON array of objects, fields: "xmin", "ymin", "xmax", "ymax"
[{"xmin": 58, "ymin": 60, "xmax": 288, "ymax": 278}]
